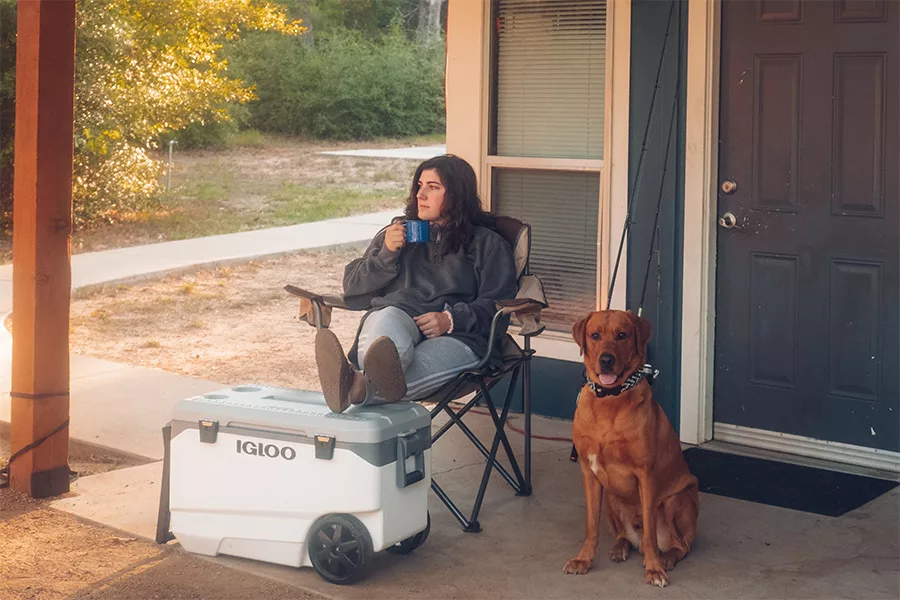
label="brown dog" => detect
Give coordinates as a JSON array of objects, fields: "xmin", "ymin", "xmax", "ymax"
[{"xmin": 564, "ymin": 310, "xmax": 699, "ymax": 588}]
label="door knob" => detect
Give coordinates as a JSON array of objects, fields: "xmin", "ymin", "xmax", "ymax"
[
  {"xmin": 721, "ymin": 179, "xmax": 738, "ymax": 194},
  {"xmin": 718, "ymin": 212, "xmax": 739, "ymax": 229}
]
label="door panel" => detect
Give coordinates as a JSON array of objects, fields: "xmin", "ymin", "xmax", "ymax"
[{"xmin": 714, "ymin": 0, "xmax": 899, "ymax": 451}]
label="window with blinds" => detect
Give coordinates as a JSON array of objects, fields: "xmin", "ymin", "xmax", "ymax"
[
  {"xmin": 492, "ymin": 0, "xmax": 607, "ymax": 159},
  {"xmin": 493, "ymin": 169, "xmax": 599, "ymax": 329},
  {"xmin": 489, "ymin": 0, "xmax": 607, "ymax": 331}
]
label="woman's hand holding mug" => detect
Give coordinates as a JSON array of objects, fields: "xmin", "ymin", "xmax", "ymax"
[{"xmin": 384, "ymin": 222, "xmax": 406, "ymax": 252}]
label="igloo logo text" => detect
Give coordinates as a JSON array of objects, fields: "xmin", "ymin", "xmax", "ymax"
[{"xmin": 236, "ymin": 439, "xmax": 297, "ymax": 460}]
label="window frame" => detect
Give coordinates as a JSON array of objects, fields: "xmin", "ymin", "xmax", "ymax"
[{"xmin": 481, "ymin": 0, "xmax": 619, "ymax": 334}]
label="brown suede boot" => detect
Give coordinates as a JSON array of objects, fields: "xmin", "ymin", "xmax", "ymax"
[
  {"xmin": 364, "ymin": 336, "xmax": 407, "ymax": 402},
  {"xmin": 315, "ymin": 329, "xmax": 366, "ymax": 413}
]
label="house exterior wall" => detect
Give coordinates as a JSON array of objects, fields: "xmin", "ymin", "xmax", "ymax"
[
  {"xmin": 446, "ymin": 0, "xmax": 487, "ymax": 194},
  {"xmin": 445, "ymin": 0, "xmax": 688, "ymax": 424},
  {"xmin": 447, "ymin": 0, "xmax": 900, "ymax": 474},
  {"xmin": 625, "ymin": 0, "xmax": 688, "ymax": 429}
]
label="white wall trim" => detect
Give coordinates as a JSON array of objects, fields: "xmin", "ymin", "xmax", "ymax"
[
  {"xmin": 714, "ymin": 423, "xmax": 900, "ymax": 476},
  {"xmin": 486, "ymin": 156, "xmax": 604, "ymax": 172},
  {"xmin": 522, "ymin": 330, "xmax": 584, "ymax": 364},
  {"xmin": 471, "ymin": 0, "xmax": 630, "ymax": 315},
  {"xmin": 602, "ymin": 0, "xmax": 631, "ymax": 312},
  {"xmin": 479, "ymin": 0, "xmax": 492, "ymax": 207},
  {"xmin": 679, "ymin": 0, "xmax": 720, "ymax": 445}
]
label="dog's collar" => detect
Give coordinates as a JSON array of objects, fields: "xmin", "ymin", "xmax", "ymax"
[{"xmin": 584, "ymin": 364, "xmax": 659, "ymax": 398}]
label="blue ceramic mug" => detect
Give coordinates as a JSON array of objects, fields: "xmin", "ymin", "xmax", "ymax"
[{"xmin": 405, "ymin": 220, "xmax": 430, "ymax": 243}]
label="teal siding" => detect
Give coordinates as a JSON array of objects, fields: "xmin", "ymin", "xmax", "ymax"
[
  {"xmin": 625, "ymin": 0, "xmax": 686, "ymax": 431},
  {"xmin": 505, "ymin": 0, "xmax": 688, "ymax": 424}
]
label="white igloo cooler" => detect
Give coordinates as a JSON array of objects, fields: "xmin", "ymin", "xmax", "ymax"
[{"xmin": 155, "ymin": 385, "xmax": 432, "ymax": 584}]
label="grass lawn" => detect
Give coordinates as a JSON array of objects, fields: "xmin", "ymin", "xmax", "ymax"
[{"xmin": 0, "ymin": 132, "xmax": 443, "ymax": 260}]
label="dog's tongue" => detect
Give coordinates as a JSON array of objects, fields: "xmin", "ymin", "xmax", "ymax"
[{"xmin": 599, "ymin": 373, "xmax": 617, "ymax": 386}]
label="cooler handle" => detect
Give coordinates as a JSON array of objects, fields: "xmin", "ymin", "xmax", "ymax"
[{"xmin": 396, "ymin": 429, "xmax": 427, "ymax": 488}]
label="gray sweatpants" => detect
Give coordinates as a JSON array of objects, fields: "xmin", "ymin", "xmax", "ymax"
[{"xmin": 357, "ymin": 306, "xmax": 480, "ymax": 404}]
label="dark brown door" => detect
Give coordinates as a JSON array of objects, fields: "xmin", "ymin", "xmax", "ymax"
[{"xmin": 715, "ymin": 0, "xmax": 899, "ymax": 451}]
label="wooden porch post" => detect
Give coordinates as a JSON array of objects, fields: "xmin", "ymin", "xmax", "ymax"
[{"xmin": 9, "ymin": 0, "xmax": 77, "ymax": 498}]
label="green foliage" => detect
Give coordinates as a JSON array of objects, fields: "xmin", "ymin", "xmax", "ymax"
[
  {"xmin": 0, "ymin": 0, "xmax": 16, "ymax": 225},
  {"xmin": 0, "ymin": 0, "xmax": 445, "ymax": 229},
  {"xmin": 164, "ymin": 120, "xmax": 243, "ymax": 151},
  {"xmin": 298, "ymin": 0, "xmax": 419, "ymax": 37},
  {"xmin": 229, "ymin": 24, "xmax": 445, "ymax": 140},
  {"xmin": 72, "ymin": 0, "xmax": 304, "ymax": 225},
  {"xmin": 0, "ymin": 0, "xmax": 303, "ymax": 227}
]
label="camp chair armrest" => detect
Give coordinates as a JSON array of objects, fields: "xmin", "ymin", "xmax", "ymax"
[
  {"xmin": 494, "ymin": 298, "xmax": 546, "ymax": 316},
  {"xmin": 284, "ymin": 284, "xmax": 348, "ymax": 308},
  {"xmin": 495, "ymin": 298, "xmax": 547, "ymax": 338},
  {"xmin": 474, "ymin": 310, "xmax": 511, "ymax": 370},
  {"xmin": 285, "ymin": 284, "xmax": 356, "ymax": 329},
  {"xmin": 475, "ymin": 299, "xmax": 547, "ymax": 369}
]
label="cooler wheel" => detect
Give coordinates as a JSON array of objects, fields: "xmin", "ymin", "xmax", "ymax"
[
  {"xmin": 308, "ymin": 514, "xmax": 373, "ymax": 585},
  {"xmin": 385, "ymin": 511, "xmax": 431, "ymax": 555}
]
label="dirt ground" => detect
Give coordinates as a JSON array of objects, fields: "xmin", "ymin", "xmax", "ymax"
[
  {"xmin": 68, "ymin": 138, "xmax": 415, "ymax": 254},
  {"xmin": 1, "ymin": 134, "xmax": 425, "ymax": 260},
  {"xmin": 68, "ymin": 245, "xmax": 367, "ymax": 391},
  {"xmin": 0, "ymin": 489, "xmax": 325, "ymax": 600},
  {"xmin": 0, "ymin": 422, "xmax": 152, "ymax": 481}
]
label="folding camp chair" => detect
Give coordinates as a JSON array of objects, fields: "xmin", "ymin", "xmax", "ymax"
[{"xmin": 285, "ymin": 216, "xmax": 548, "ymax": 532}]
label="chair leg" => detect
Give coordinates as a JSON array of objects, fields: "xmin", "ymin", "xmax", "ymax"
[
  {"xmin": 521, "ymin": 344, "xmax": 534, "ymax": 496},
  {"xmin": 476, "ymin": 375, "xmax": 527, "ymax": 493},
  {"xmin": 433, "ymin": 389, "xmax": 523, "ymax": 491},
  {"xmin": 430, "ymin": 382, "xmax": 481, "ymax": 443},
  {"xmin": 427, "ymin": 377, "xmax": 488, "ymax": 532},
  {"xmin": 466, "ymin": 382, "xmax": 516, "ymax": 527},
  {"xmin": 431, "ymin": 479, "xmax": 481, "ymax": 533},
  {"xmin": 427, "ymin": 362, "xmax": 532, "ymax": 532}
]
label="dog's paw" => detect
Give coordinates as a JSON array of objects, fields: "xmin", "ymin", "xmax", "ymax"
[
  {"xmin": 563, "ymin": 558, "xmax": 592, "ymax": 575},
  {"xmin": 661, "ymin": 555, "xmax": 677, "ymax": 571},
  {"xmin": 645, "ymin": 567, "xmax": 669, "ymax": 588},
  {"xmin": 609, "ymin": 539, "xmax": 631, "ymax": 563}
]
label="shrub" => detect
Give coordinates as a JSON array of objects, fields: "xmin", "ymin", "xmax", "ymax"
[
  {"xmin": 229, "ymin": 25, "xmax": 445, "ymax": 140},
  {"xmin": 0, "ymin": 0, "xmax": 304, "ymax": 228}
]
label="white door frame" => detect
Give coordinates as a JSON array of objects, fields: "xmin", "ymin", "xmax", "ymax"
[
  {"xmin": 680, "ymin": 0, "xmax": 720, "ymax": 447},
  {"xmin": 680, "ymin": 0, "xmax": 900, "ymax": 475}
]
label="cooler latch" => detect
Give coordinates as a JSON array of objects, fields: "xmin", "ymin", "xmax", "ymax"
[
  {"xmin": 315, "ymin": 434, "xmax": 336, "ymax": 460},
  {"xmin": 198, "ymin": 419, "xmax": 218, "ymax": 443}
]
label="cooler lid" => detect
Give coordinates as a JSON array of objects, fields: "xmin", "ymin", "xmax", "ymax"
[{"xmin": 172, "ymin": 385, "xmax": 431, "ymax": 445}]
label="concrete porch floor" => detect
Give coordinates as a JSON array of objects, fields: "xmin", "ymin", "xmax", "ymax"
[
  {"xmin": 18, "ymin": 366, "xmax": 897, "ymax": 600},
  {"xmin": 191, "ymin": 429, "xmax": 900, "ymax": 600}
]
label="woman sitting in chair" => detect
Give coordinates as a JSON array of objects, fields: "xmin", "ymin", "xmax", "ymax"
[{"xmin": 315, "ymin": 154, "xmax": 517, "ymax": 413}]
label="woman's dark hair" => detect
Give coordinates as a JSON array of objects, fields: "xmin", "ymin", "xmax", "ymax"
[{"xmin": 404, "ymin": 154, "xmax": 496, "ymax": 254}]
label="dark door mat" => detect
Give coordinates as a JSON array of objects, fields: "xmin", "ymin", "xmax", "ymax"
[{"xmin": 682, "ymin": 447, "xmax": 898, "ymax": 517}]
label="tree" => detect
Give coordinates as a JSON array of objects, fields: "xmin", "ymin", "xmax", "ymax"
[
  {"xmin": 0, "ymin": 0, "xmax": 304, "ymax": 226},
  {"xmin": 416, "ymin": 0, "xmax": 443, "ymax": 45}
]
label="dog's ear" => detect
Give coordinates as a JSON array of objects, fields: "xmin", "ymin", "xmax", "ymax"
[
  {"xmin": 626, "ymin": 311, "xmax": 652, "ymax": 355},
  {"xmin": 572, "ymin": 315, "xmax": 589, "ymax": 356}
]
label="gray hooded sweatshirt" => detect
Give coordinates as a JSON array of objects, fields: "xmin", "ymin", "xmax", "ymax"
[{"xmin": 343, "ymin": 223, "xmax": 517, "ymax": 360}]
